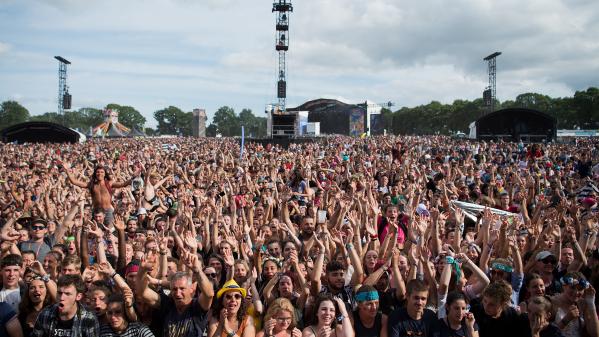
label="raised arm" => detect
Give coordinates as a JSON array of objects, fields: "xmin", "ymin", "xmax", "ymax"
[
  {"xmin": 137, "ymin": 261, "xmax": 161, "ymax": 309},
  {"xmin": 64, "ymin": 164, "xmax": 88, "ymax": 189}
]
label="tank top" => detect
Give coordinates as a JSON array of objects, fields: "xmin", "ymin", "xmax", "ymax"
[{"xmin": 352, "ymin": 311, "xmax": 382, "ymax": 337}]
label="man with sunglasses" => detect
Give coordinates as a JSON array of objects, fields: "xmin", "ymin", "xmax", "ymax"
[
  {"xmin": 18, "ymin": 218, "xmax": 52, "ymax": 263},
  {"xmin": 532, "ymin": 251, "xmax": 562, "ymax": 296}
]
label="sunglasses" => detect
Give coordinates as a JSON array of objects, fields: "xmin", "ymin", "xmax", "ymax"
[
  {"xmin": 206, "ymin": 273, "xmax": 217, "ymax": 278},
  {"xmin": 225, "ymin": 293, "xmax": 243, "ymax": 300},
  {"xmin": 541, "ymin": 257, "xmax": 557, "ymax": 265},
  {"xmin": 106, "ymin": 309, "xmax": 124, "ymax": 316},
  {"xmin": 31, "ymin": 226, "xmax": 46, "ymax": 231}
]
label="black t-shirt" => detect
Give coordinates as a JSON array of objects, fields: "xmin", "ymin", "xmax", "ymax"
[
  {"xmin": 388, "ymin": 307, "xmax": 438, "ymax": 337},
  {"xmin": 379, "ymin": 289, "xmax": 404, "ymax": 316},
  {"xmin": 51, "ymin": 317, "xmax": 74, "ymax": 337},
  {"xmin": 539, "ymin": 323, "xmax": 565, "ymax": 337},
  {"xmin": 353, "ymin": 311, "xmax": 382, "ymax": 337},
  {"xmin": 470, "ymin": 299, "xmax": 530, "ymax": 337},
  {"xmin": 437, "ymin": 317, "xmax": 479, "ymax": 337},
  {"xmin": 156, "ymin": 292, "xmax": 208, "ymax": 337}
]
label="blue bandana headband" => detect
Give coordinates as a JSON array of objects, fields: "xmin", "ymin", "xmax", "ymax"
[
  {"xmin": 491, "ymin": 262, "xmax": 514, "ymax": 273},
  {"xmin": 446, "ymin": 256, "xmax": 462, "ymax": 280},
  {"xmin": 355, "ymin": 291, "xmax": 379, "ymax": 302},
  {"xmin": 561, "ymin": 277, "xmax": 590, "ymax": 288}
]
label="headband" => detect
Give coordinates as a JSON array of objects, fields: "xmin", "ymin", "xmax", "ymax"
[
  {"xmin": 125, "ymin": 264, "xmax": 140, "ymax": 275},
  {"xmin": 491, "ymin": 262, "xmax": 513, "ymax": 273},
  {"xmin": 446, "ymin": 256, "xmax": 462, "ymax": 280},
  {"xmin": 561, "ymin": 276, "xmax": 589, "ymax": 288},
  {"xmin": 355, "ymin": 291, "xmax": 379, "ymax": 302}
]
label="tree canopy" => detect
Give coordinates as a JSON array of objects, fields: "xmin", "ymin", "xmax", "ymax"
[{"xmin": 0, "ymin": 101, "xmax": 30, "ymax": 130}]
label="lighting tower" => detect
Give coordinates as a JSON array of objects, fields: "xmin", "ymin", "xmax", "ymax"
[
  {"xmin": 54, "ymin": 56, "xmax": 72, "ymax": 117},
  {"xmin": 483, "ymin": 52, "xmax": 501, "ymax": 114},
  {"xmin": 273, "ymin": 0, "xmax": 292, "ymax": 111}
]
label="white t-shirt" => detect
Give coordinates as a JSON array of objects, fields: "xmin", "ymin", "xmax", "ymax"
[{"xmin": 0, "ymin": 287, "xmax": 21, "ymax": 312}]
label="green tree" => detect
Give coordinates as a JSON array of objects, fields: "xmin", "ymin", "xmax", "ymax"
[
  {"xmin": 206, "ymin": 124, "xmax": 218, "ymax": 137},
  {"xmin": 29, "ymin": 112, "xmax": 63, "ymax": 124},
  {"xmin": 154, "ymin": 106, "xmax": 182, "ymax": 135},
  {"xmin": 0, "ymin": 101, "xmax": 30, "ymax": 129},
  {"xmin": 105, "ymin": 104, "xmax": 146, "ymax": 130},
  {"xmin": 238, "ymin": 108, "xmax": 267, "ymax": 137},
  {"xmin": 212, "ymin": 106, "xmax": 239, "ymax": 136},
  {"xmin": 176, "ymin": 111, "xmax": 193, "ymax": 136},
  {"xmin": 79, "ymin": 107, "xmax": 104, "ymax": 130}
]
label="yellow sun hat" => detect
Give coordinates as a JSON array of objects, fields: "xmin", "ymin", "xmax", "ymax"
[{"xmin": 216, "ymin": 279, "xmax": 247, "ymax": 299}]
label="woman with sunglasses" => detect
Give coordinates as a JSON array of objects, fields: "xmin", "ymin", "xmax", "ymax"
[
  {"xmin": 100, "ymin": 294, "xmax": 155, "ymax": 337},
  {"xmin": 207, "ymin": 280, "xmax": 255, "ymax": 337},
  {"xmin": 552, "ymin": 272, "xmax": 599, "ymax": 337},
  {"xmin": 256, "ymin": 298, "xmax": 301, "ymax": 337}
]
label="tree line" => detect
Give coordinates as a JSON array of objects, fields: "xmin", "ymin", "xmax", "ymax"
[
  {"xmin": 0, "ymin": 102, "xmax": 267, "ymax": 137},
  {"xmin": 380, "ymin": 87, "xmax": 599, "ymax": 135},
  {"xmin": 0, "ymin": 86, "xmax": 596, "ymax": 136}
]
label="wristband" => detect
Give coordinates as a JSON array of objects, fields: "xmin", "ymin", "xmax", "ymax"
[{"xmin": 111, "ymin": 272, "xmax": 118, "ymax": 279}]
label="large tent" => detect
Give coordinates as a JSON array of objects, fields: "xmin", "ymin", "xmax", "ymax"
[
  {"xmin": 1, "ymin": 121, "xmax": 81, "ymax": 143},
  {"xmin": 475, "ymin": 108, "xmax": 557, "ymax": 142}
]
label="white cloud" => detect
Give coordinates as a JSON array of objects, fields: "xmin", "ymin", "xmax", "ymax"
[
  {"xmin": 0, "ymin": 0, "xmax": 597, "ymax": 127},
  {"xmin": 0, "ymin": 41, "xmax": 10, "ymax": 54}
]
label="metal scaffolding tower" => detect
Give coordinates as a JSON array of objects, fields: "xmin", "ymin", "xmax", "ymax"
[
  {"xmin": 273, "ymin": 0, "xmax": 292, "ymax": 111},
  {"xmin": 483, "ymin": 52, "xmax": 501, "ymax": 114},
  {"xmin": 54, "ymin": 56, "xmax": 71, "ymax": 117}
]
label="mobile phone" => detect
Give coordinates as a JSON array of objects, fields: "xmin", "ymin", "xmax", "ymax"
[{"xmin": 317, "ymin": 210, "xmax": 327, "ymax": 224}]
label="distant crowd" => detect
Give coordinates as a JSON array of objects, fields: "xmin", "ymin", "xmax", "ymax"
[{"xmin": 1, "ymin": 135, "xmax": 599, "ymax": 337}]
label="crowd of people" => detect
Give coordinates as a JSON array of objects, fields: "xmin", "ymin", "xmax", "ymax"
[{"xmin": 0, "ymin": 135, "xmax": 598, "ymax": 337}]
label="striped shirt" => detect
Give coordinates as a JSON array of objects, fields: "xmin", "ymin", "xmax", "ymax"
[{"xmin": 99, "ymin": 322, "xmax": 156, "ymax": 337}]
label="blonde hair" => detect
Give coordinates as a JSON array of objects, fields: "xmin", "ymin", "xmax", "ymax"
[{"xmin": 264, "ymin": 298, "xmax": 297, "ymax": 329}]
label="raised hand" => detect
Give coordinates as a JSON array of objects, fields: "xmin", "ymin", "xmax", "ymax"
[
  {"xmin": 464, "ymin": 312, "xmax": 476, "ymax": 328},
  {"xmin": 318, "ymin": 326, "xmax": 332, "ymax": 337},
  {"xmin": 291, "ymin": 328, "xmax": 302, "ymax": 337},
  {"xmin": 123, "ymin": 287, "xmax": 134, "ymax": 307},
  {"xmin": 29, "ymin": 261, "xmax": 47, "ymax": 276},
  {"xmin": 264, "ymin": 318, "xmax": 276, "ymax": 336},
  {"xmin": 183, "ymin": 231, "xmax": 198, "ymax": 252},
  {"xmin": 88, "ymin": 221, "xmax": 104, "ymax": 239},
  {"xmin": 223, "ymin": 249, "xmax": 234, "ymax": 267},
  {"xmin": 113, "ymin": 214, "xmax": 126, "ymax": 231},
  {"xmin": 97, "ymin": 262, "xmax": 115, "ymax": 277}
]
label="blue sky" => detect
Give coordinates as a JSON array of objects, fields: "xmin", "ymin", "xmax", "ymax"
[{"xmin": 0, "ymin": 0, "xmax": 597, "ymax": 128}]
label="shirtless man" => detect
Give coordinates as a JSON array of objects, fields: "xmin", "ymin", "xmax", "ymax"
[{"xmin": 65, "ymin": 164, "xmax": 137, "ymax": 226}]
